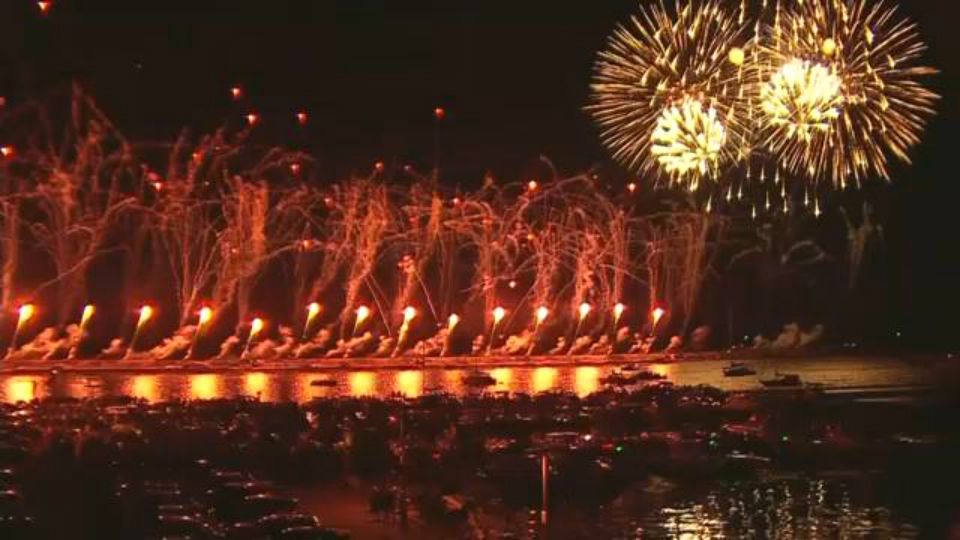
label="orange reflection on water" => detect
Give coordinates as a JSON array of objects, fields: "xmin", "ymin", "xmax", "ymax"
[
  {"xmin": 349, "ymin": 372, "xmax": 376, "ymax": 397},
  {"xmin": 244, "ymin": 372, "xmax": 271, "ymax": 400},
  {"xmin": 190, "ymin": 373, "xmax": 220, "ymax": 400},
  {"xmin": 395, "ymin": 371, "xmax": 423, "ymax": 398},
  {"xmin": 5, "ymin": 376, "xmax": 40, "ymax": 403},
  {"xmin": 443, "ymin": 370, "xmax": 464, "ymax": 396},
  {"xmin": 651, "ymin": 363, "xmax": 672, "ymax": 379},
  {"xmin": 491, "ymin": 368, "xmax": 513, "ymax": 392},
  {"xmin": 575, "ymin": 366, "xmax": 600, "ymax": 397},
  {"xmin": 532, "ymin": 367, "xmax": 558, "ymax": 394},
  {"xmin": 130, "ymin": 375, "xmax": 158, "ymax": 402}
]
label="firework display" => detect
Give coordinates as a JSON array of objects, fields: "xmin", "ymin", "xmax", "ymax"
[
  {"xmin": 590, "ymin": 0, "xmax": 938, "ymax": 190},
  {"xmin": 588, "ymin": 0, "xmax": 751, "ymax": 186},
  {"xmin": 756, "ymin": 0, "xmax": 938, "ymax": 186}
]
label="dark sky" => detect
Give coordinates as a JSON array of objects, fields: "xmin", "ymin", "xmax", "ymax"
[{"xmin": 0, "ymin": 0, "xmax": 958, "ymax": 348}]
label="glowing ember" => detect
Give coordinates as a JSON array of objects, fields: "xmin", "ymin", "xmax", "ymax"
[
  {"xmin": 0, "ymin": 146, "xmax": 14, "ymax": 158},
  {"xmin": 728, "ymin": 47, "xmax": 745, "ymax": 66},
  {"xmin": 651, "ymin": 307, "xmax": 665, "ymax": 327},
  {"xmin": 250, "ymin": 317, "xmax": 264, "ymax": 338},
  {"xmin": 307, "ymin": 302, "xmax": 321, "ymax": 320},
  {"xmin": 198, "ymin": 306, "xmax": 213, "ymax": 327},
  {"xmin": 627, "ymin": 182, "xmax": 637, "ymax": 193},
  {"xmin": 137, "ymin": 305, "xmax": 154, "ymax": 327},
  {"xmin": 296, "ymin": 111, "xmax": 308, "ymax": 125},
  {"xmin": 578, "ymin": 302, "xmax": 592, "ymax": 321},
  {"xmin": 230, "ymin": 86, "xmax": 243, "ymax": 100},
  {"xmin": 37, "ymin": 2, "xmax": 52, "ymax": 15},
  {"xmin": 355, "ymin": 305, "xmax": 371, "ymax": 324},
  {"xmin": 492, "ymin": 306, "xmax": 506, "ymax": 324},
  {"xmin": 80, "ymin": 304, "xmax": 95, "ymax": 328},
  {"xmin": 17, "ymin": 304, "xmax": 35, "ymax": 326},
  {"xmin": 403, "ymin": 306, "xmax": 417, "ymax": 323},
  {"xmin": 536, "ymin": 306, "xmax": 549, "ymax": 324},
  {"xmin": 447, "ymin": 313, "xmax": 461, "ymax": 330},
  {"xmin": 245, "ymin": 113, "xmax": 259, "ymax": 126},
  {"xmin": 527, "ymin": 180, "xmax": 538, "ymax": 192},
  {"xmin": 434, "ymin": 107, "xmax": 446, "ymax": 120},
  {"xmin": 613, "ymin": 302, "xmax": 626, "ymax": 322}
]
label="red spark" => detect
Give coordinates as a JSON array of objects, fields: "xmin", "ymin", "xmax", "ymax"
[
  {"xmin": 627, "ymin": 182, "xmax": 637, "ymax": 193},
  {"xmin": 434, "ymin": 107, "xmax": 446, "ymax": 120},
  {"xmin": 230, "ymin": 86, "xmax": 243, "ymax": 100},
  {"xmin": 296, "ymin": 111, "xmax": 308, "ymax": 125},
  {"xmin": 0, "ymin": 146, "xmax": 13, "ymax": 158},
  {"xmin": 37, "ymin": 1, "xmax": 52, "ymax": 15},
  {"xmin": 245, "ymin": 113, "xmax": 259, "ymax": 126},
  {"xmin": 374, "ymin": 161, "xmax": 385, "ymax": 173},
  {"xmin": 289, "ymin": 162, "xmax": 301, "ymax": 175}
]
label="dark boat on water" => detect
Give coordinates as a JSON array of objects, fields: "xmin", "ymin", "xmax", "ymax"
[
  {"xmin": 462, "ymin": 370, "xmax": 497, "ymax": 388},
  {"xmin": 722, "ymin": 362, "xmax": 756, "ymax": 377},
  {"xmin": 759, "ymin": 372, "xmax": 802, "ymax": 387},
  {"xmin": 601, "ymin": 369, "xmax": 665, "ymax": 386}
]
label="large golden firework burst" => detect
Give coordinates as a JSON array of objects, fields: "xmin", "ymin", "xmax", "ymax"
[
  {"xmin": 757, "ymin": 0, "xmax": 938, "ymax": 187},
  {"xmin": 588, "ymin": 0, "xmax": 751, "ymax": 187}
]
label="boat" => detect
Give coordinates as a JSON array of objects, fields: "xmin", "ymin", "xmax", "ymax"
[
  {"xmin": 633, "ymin": 369, "xmax": 666, "ymax": 381},
  {"xmin": 309, "ymin": 378, "xmax": 337, "ymax": 387},
  {"xmin": 600, "ymin": 371, "xmax": 634, "ymax": 385},
  {"xmin": 722, "ymin": 362, "xmax": 756, "ymax": 377},
  {"xmin": 462, "ymin": 370, "xmax": 496, "ymax": 387},
  {"xmin": 759, "ymin": 372, "xmax": 802, "ymax": 387}
]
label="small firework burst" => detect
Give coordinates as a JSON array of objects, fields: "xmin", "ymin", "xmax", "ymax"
[
  {"xmin": 761, "ymin": 59, "xmax": 842, "ymax": 143},
  {"xmin": 756, "ymin": 0, "xmax": 938, "ymax": 187},
  {"xmin": 651, "ymin": 99, "xmax": 727, "ymax": 181},
  {"xmin": 588, "ymin": 0, "xmax": 750, "ymax": 186}
]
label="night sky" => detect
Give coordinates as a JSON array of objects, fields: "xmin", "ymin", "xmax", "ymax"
[{"xmin": 0, "ymin": 0, "xmax": 957, "ymax": 349}]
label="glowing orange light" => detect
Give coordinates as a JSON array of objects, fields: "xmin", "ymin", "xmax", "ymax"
[
  {"xmin": 578, "ymin": 302, "xmax": 592, "ymax": 321},
  {"xmin": 447, "ymin": 313, "xmax": 460, "ymax": 330},
  {"xmin": 137, "ymin": 305, "xmax": 154, "ymax": 327},
  {"xmin": 627, "ymin": 182, "xmax": 637, "ymax": 193},
  {"xmin": 80, "ymin": 304, "xmax": 95, "ymax": 328},
  {"xmin": 492, "ymin": 306, "xmax": 506, "ymax": 324},
  {"xmin": 434, "ymin": 107, "xmax": 446, "ymax": 120},
  {"xmin": 17, "ymin": 304, "xmax": 35, "ymax": 327},
  {"xmin": 452, "ymin": 197, "xmax": 461, "ymax": 206},
  {"xmin": 651, "ymin": 307, "xmax": 665, "ymax": 327},
  {"xmin": 0, "ymin": 146, "xmax": 14, "ymax": 158},
  {"xmin": 230, "ymin": 86, "xmax": 243, "ymax": 100},
  {"xmin": 536, "ymin": 306, "xmax": 549, "ymax": 324},
  {"xmin": 198, "ymin": 306, "xmax": 213, "ymax": 327},
  {"xmin": 296, "ymin": 111, "xmax": 308, "ymax": 125},
  {"xmin": 613, "ymin": 302, "xmax": 626, "ymax": 322},
  {"xmin": 37, "ymin": 2, "xmax": 52, "ymax": 15},
  {"xmin": 245, "ymin": 113, "xmax": 259, "ymax": 126},
  {"xmin": 152, "ymin": 182, "xmax": 164, "ymax": 192},
  {"xmin": 402, "ymin": 306, "xmax": 417, "ymax": 323},
  {"xmin": 527, "ymin": 180, "xmax": 539, "ymax": 192},
  {"xmin": 249, "ymin": 317, "xmax": 264, "ymax": 337},
  {"xmin": 307, "ymin": 302, "xmax": 321, "ymax": 320},
  {"xmin": 374, "ymin": 161, "xmax": 385, "ymax": 172},
  {"xmin": 289, "ymin": 162, "xmax": 301, "ymax": 175},
  {"xmin": 508, "ymin": 280, "xmax": 517, "ymax": 289}
]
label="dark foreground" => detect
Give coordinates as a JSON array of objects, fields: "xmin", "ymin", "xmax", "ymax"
[{"xmin": 0, "ymin": 375, "xmax": 957, "ymax": 539}]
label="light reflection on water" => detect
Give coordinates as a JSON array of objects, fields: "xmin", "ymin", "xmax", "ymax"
[
  {"xmin": 628, "ymin": 479, "xmax": 921, "ymax": 539},
  {"xmin": 0, "ymin": 357, "xmax": 933, "ymax": 404}
]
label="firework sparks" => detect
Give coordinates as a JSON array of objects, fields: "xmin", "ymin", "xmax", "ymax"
[
  {"xmin": 613, "ymin": 303, "xmax": 626, "ymax": 325},
  {"xmin": 447, "ymin": 313, "xmax": 461, "ymax": 331},
  {"xmin": 651, "ymin": 99, "xmax": 727, "ymax": 179},
  {"xmin": 80, "ymin": 304, "xmax": 95, "ymax": 330},
  {"xmin": 125, "ymin": 305, "xmax": 154, "ymax": 359},
  {"xmin": 487, "ymin": 306, "xmax": 506, "ymax": 355},
  {"xmin": 536, "ymin": 306, "xmax": 549, "ymax": 326},
  {"xmin": 578, "ymin": 302, "xmax": 592, "ymax": 321},
  {"xmin": 588, "ymin": 0, "xmax": 750, "ymax": 185},
  {"xmin": 757, "ymin": 0, "xmax": 938, "ymax": 186},
  {"xmin": 303, "ymin": 302, "xmax": 321, "ymax": 340},
  {"xmin": 651, "ymin": 307, "xmax": 665, "ymax": 328}
]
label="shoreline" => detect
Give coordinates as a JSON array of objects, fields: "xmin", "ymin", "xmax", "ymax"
[{"xmin": 0, "ymin": 352, "xmax": 915, "ymax": 376}]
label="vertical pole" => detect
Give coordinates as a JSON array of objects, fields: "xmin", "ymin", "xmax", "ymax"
[{"xmin": 540, "ymin": 453, "xmax": 549, "ymax": 527}]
